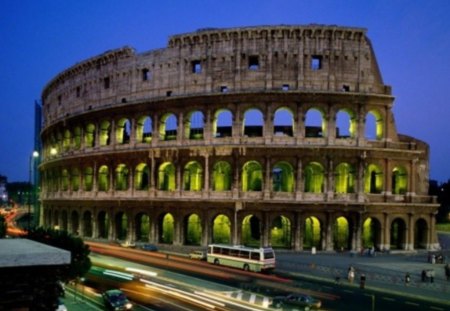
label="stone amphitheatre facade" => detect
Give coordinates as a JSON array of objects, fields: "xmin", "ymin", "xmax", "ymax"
[{"xmin": 40, "ymin": 25, "xmax": 439, "ymax": 252}]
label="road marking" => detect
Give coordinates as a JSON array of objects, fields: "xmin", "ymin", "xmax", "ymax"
[
  {"xmin": 249, "ymin": 294, "xmax": 256, "ymax": 304},
  {"xmin": 262, "ymin": 297, "xmax": 270, "ymax": 308},
  {"xmin": 405, "ymin": 301, "xmax": 420, "ymax": 307},
  {"xmin": 382, "ymin": 297, "xmax": 395, "ymax": 302},
  {"xmin": 429, "ymin": 307, "xmax": 444, "ymax": 311},
  {"xmin": 236, "ymin": 292, "xmax": 242, "ymax": 300}
]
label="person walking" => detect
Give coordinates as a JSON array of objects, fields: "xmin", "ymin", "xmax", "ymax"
[
  {"xmin": 348, "ymin": 266, "xmax": 355, "ymax": 284},
  {"xmin": 405, "ymin": 273, "xmax": 411, "ymax": 286},
  {"xmin": 360, "ymin": 274, "xmax": 366, "ymax": 289},
  {"xmin": 445, "ymin": 264, "xmax": 450, "ymax": 281}
]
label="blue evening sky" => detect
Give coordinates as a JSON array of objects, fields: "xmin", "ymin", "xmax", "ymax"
[{"xmin": 1, "ymin": 0, "xmax": 449, "ymax": 182}]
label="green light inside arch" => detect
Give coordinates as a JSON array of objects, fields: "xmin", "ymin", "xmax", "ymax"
[
  {"xmin": 158, "ymin": 162, "xmax": 176, "ymax": 191},
  {"xmin": 304, "ymin": 216, "xmax": 321, "ymax": 249},
  {"xmin": 270, "ymin": 215, "xmax": 291, "ymax": 248},
  {"xmin": 213, "ymin": 214, "xmax": 231, "ymax": 244},
  {"xmin": 161, "ymin": 213, "xmax": 174, "ymax": 244},
  {"xmin": 186, "ymin": 214, "xmax": 202, "ymax": 245},
  {"xmin": 333, "ymin": 217, "xmax": 349, "ymax": 250},
  {"xmin": 242, "ymin": 161, "xmax": 262, "ymax": 191},
  {"xmin": 183, "ymin": 161, "xmax": 203, "ymax": 191},
  {"xmin": 212, "ymin": 161, "xmax": 232, "ymax": 191}
]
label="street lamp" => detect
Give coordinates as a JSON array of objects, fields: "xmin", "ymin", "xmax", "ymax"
[{"xmin": 28, "ymin": 151, "xmax": 39, "ymax": 234}]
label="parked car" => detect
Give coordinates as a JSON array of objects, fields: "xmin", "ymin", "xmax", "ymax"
[
  {"xmin": 102, "ymin": 289, "xmax": 133, "ymax": 310},
  {"xmin": 140, "ymin": 243, "xmax": 158, "ymax": 252},
  {"xmin": 189, "ymin": 250, "xmax": 206, "ymax": 260},
  {"xmin": 271, "ymin": 294, "xmax": 321, "ymax": 310}
]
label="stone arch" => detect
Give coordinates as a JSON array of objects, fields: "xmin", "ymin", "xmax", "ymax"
[
  {"xmin": 82, "ymin": 211, "xmax": 93, "ymax": 238},
  {"xmin": 135, "ymin": 163, "xmax": 149, "ymax": 190},
  {"xmin": 242, "ymin": 214, "xmax": 261, "ymax": 247},
  {"xmin": 213, "ymin": 109, "xmax": 233, "ymax": 138},
  {"xmin": 212, "ymin": 214, "xmax": 231, "ymax": 244},
  {"xmin": 61, "ymin": 168, "xmax": 69, "ymax": 191},
  {"xmin": 73, "ymin": 125, "xmax": 82, "ymax": 149},
  {"xmin": 303, "ymin": 216, "xmax": 322, "ymax": 250},
  {"xmin": 414, "ymin": 218, "xmax": 428, "ymax": 249},
  {"xmin": 365, "ymin": 109, "xmax": 384, "ymax": 140},
  {"xmin": 98, "ymin": 165, "xmax": 110, "ymax": 191},
  {"xmin": 212, "ymin": 161, "xmax": 232, "ymax": 191},
  {"xmin": 185, "ymin": 110, "xmax": 204, "ymax": 140},
  {"xmin": 392, "ymin": 166, "xmax": 408, "ymax": 195},
  {"xmin": 365, "ymin": 163, "xmax": 383, "ymax": 193},
  {"xmin": 243, "ymin": 108, "xmax": 264, "ymax": 137},
  {"xmin": 115, "ymin": 163, "xmax": 129, "ymax": 191},
  {"xmin": 158, "ymin": 162, "xmax": 176, "ymax": 191},
  {"xmin": 85, "ymin": 123, "xmax": 96, "ymax": 148},
  {"xmin": 390, "ymin": 217, "xmax": 407, "ymax": 250},
  {"xmin": 159, "ymin": 113, "xmax": 177, "ymax": 141},
  {"xmin": 304, "ymin": 162, "xmax": 324, "ymax": 193},
  {"xmin": 335, "ymin": 162, "xmax": 355, "ymax": 193},
  {"xmin": 362, "ymin": 217, "xmax": 382, "ymax": 249},
  {"xmin": 273, "ymin": 107, "xmax": 294, "ymax": 137},
  {"xmin": 71, "ymin": 167, "xmax": 80, "ymax": 191},
  {"xmin": 272, "ymin": 161, "xmax": 294, "ymax": 192},
  {"xmin": 83, "ymin": 166, "xmax": 94, "ymax": 191},
  {"xmin": 61, "ymin": 210, "xmax": 68, "ymax": 232},
  {"xmin": 184, "ymin": 213, "xmax": 202, "ymax": 245},
  {"xmin": 136, "ymin": 116, "xmax": 152, "ymax": 143},
  {"xmin": 97, "ymin": 211, "xmax": 109, "ymax": 239},
  {"xmin": 159, "ymin": 212, "xmax": 174, "ymax": 244},
  {"xmin": 333, "ymin": 216, "xmax": 352, "ymax": 250},
  {"xmin": 116, "ymin": 118, "xmax": 131, "ymax": 144},
  {"xmin": 336, "ymin": 108, "xmax": 357, "ymax": 138},
  {"xmin": 70, "ymin": 210, "xmax": 79, "ymax": 235},
  {"xmin": 99, "ymin": 120, "xmax": 111, "ymax": 146},
  {"xmin": 305, "ymin": 107, "xmax": 326, "ymax": 138},
  {"xmin": 270, "ymin": 215, "xmax": 292, "ymax": 248},
  {"xmin": 115, "ymin": 212, "xmax": 128, "ymax": 241},
  {"xmin": 242, "ymin": 160, "xmax": 262, "ymax": 191},
  {"xmin": 135, "ymin": 212, "xmax": 150, "ymax": 242},
  {"xmin": 63, "ymin": 128, "xmax": 72, "ymax": 151},
  {"xmin": 183, "ymin": 161, "xmax": 203, "ymax": 191}
]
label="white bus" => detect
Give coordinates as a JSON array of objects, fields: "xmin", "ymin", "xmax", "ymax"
[{"xmin": 207, "ymin": 244, "xmax": 275, "ymax": 272}]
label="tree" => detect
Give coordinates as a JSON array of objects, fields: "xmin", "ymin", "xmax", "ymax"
[{"xmin": 27, "ymin": 227, "xmax": 91, "ymax": 281}]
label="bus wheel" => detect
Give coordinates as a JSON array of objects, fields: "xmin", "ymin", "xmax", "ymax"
[
  {"xmin": 243, "ymin": 264, "xmax": 250, "ymax": 271},
  {"xmin": 214, "ymin": 259, "xmax": 219, "ymax": 265}
]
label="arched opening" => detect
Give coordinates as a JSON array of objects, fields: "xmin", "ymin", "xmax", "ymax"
[
  {"xmin": 63, "ymin": 129, "xmax": 72, "ymax": 151},
  {"xmin": 61, "ymin": 211, "xmax": 68, "ymax": 232},
  {"xmin": 243, "ymin": 108, "xmax": 264, "ymax": 137},
  {"xmin": 212, "ymin": 161, "xmax": 232, "ymax": 191},
  {"xmin": 158, "ymin": 162, "xmax": 176, "ymax": 191},
  {"xmin": 159, "ymin": 213, "xmax": 174, "ymax": 244},
  {"xmin": 136, "ymin": 116, "xmax": 152, "ymax": 143},
  {"xmin": 392, "ymin": 166, "xmax": 408, "ymax": 195},
  {"xmin": 390, "ymin": 218, "xmax": 407, "ymax": 250},
  {"xmin": 185, "ymin": 110, "xmax": 204, "ymax": 140},
  {"xmin": 273, "ymin": 107, "xmax": 294, "ymax": 137},
  {"xmin": 85, "ymin": 123, "xmax": 96, "ymax": 148},
  {"xmin": 335, "ymin": 163, "xmax": 355, "ymax": 193},
  {"xmin": 414, "ymin": 218, "xmax": 428, "ymax": 249},
  {"xmin": 116, "ymin": 118, "xmax": 131, "ymax": 144},
  {"xmin": 305, "ymin": 108, "xmax": 326, "ymax": 138},
  {"xmin": 98, "ymin": 165, "xmax": 109, "ymax": 192},
  {"xmin": 97, "ymin": 211, "xmax": 109, "ymax": 239},
  {"xmin": 185, "ymin": 213, "xmax": 202, "ymax": 245},
  {"xmin": 304, "ymin": 162, "xmax": 324, "ymax": 193},
  {"xmin": 362, "ymin": 217, "xmax": 382, "ymax": 250},
  {"xmin": 83, "ymin": 166, "xmax": 93, "ymax": 191},
  {"xmin": 213, "ymin": 109, "xmax": 232, "ymax": 138},
  {"xmin": 135, "ymin": 163, "xmax": 149, "ymax": 190},
  {"xmin": 270, "ymin": 215, "xmax": 292, "ymax": 248},
  {"xmin": 183, "ymin": 161, "xmax": 203, "ymax": 191},
  {"xmin": 135, "ymin": 213, "xmax": 150, "ymax": 242},
  {"xmin": 365, "ymin": 110, "xmax": 383, "ymax": 140},
  {"xmin": 71, "ymin": 211, "xmax": 79, "ymax": 235},
  {"xmin": 242, "ymin": 161, "xmax": 262, "ymax": 191},
  {"xmin": 212, "ymin": 214, "xmax": 231, "ymax": 244},
  {"xmin": 115, "ymin": 164, "xmax": 129, "ymax": 191},
  {"xmin": 61, "ymin": 169, "xmax": 69, "ymax": 191},
  {"xmin": 272, "ymin": 161, "xmax": 294, "ymax": 192},
  {"xmin": 365, "ymin": 164, "xmax": 383, "ymax": 194},
  {"xmin": 242, "ymin": 215, "xmax": 261, "ymax": 247},
  {"xmin": 73, "ymin": 126, "xmax": 82, "ymax": 149},
  {"xmin": 333, "ymin": 217, "xmax": 351, "ymax": 250},
  {"xmin": 336, "ymin": 109, "xmax": 356, "ymax": 138},
  {"xmin": 71, "ymin": 168, "xmax": 80, "ymax": 191},
  {"xmin": 99, "ymin": 120, "xmax": 111, "ymax": 146},
  {"xmin": 115, "ymin": 212, "xmax": 128, "ymax": 241},
  {"xmin": 159, "ymin": 113, "xmax": 177, "ymax": 141},
  {"xmin": 82, "ymin": 211, "xmax": 93, "ymax": 238},
  {"xmin": 304, "ymin": 216, "xmax": 321, "ymax": 250}
]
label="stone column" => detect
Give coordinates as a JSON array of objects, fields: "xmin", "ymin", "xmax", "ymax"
[
  {"xmin": 262, "ymin": 212, "xmax": 270, "ymax": 247},
  {"xmin": 325, "ymin": 212, "xmax": 334, "ymax": 251}
]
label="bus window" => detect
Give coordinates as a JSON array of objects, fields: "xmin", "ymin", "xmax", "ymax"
[
  {"xmin": 251, "ymin": 252, "xmax": 260, "ymax": 260},
  {"xmin": 264, "ymin": 250, "xmax": 274, "ymax": 259},
  {"xmin": 240, "ymin": 250, "xmax": 249, "ymax": 258}
]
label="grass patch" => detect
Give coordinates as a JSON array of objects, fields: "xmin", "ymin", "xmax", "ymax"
[{"xmin": 436, "ymin": 222, "xmax": 450, "ymax": 232}]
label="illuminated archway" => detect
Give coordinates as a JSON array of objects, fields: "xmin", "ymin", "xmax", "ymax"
[
  {"xmin": 136, "ymin": 116, "xmax": 152, "ymax": 143},
  {"xmin": 159, "ymin": 113, "xmax": 177, "ymax": 141},
  {"xmin": 272, "ymin": 161, "xmax": 294, "ymax": 192},
  {"xmin": 365, "ymin": 109, "xmax": 383, "ymax": 140},
  {"xmin": 73, "ymin": 126, "xmax": 82, "ymax": 149},
  {"xmin": 273, "ymin": 107, "xmax": 294, "ymax": 137},
  {"xmin": 83, "ymin": 166, "xmax": 93, "ymax": 191},
  {"xmin": 305, "ymin": 108, "xmax": 326, "ymax": 137},
  {"xmin": 390, "ymin": 218, "xmax": 406, "ymax": 250},
  {"xmin": 115, "ymin": 212, "xmax": 128, "ymax": 240},
  {"xmin": 115, "ymin": 164, "xmax": 129, "ymax": 191},
  {"xmin": 243, "ymin": 108, "xmax": 263, "ymax": 137},
  {"xmin": 392, "ymin": 166, "xmax": 407, "ymax": 194},
  {"xmin": 213, "ymin": 109, "xmax": 232, "ymax": 138},
  {"xmin": 304, "ymin": 162, "xmax": 324, "ymax": 193},
  {"xmin": 242, "ymin": 215, "xmax": 261, "ymax": 247},
  {"xmin": 414, "ymin": 218, "xmax": 428, "ymax": 249},
  {"xmin": 71, "ymin": 168, "xmax": 80, "ymax": 191},
  {"xmin": 212, "ymin": 214, "xmax": 231, "ymax": 244},
  {"xmin": 135, "ymin": 163, "xmax": 149, "ymax": 190},
  {"xmin": 333, "ymin": 217, "xmax": 351, "ymax": 250},
  {"xmin": 159, "ymin": 213, "xmax": 174, "ymax": 244},
  {"xmin": 212, "ymin": 161, "xmax": 232, "ymax": 191},
  {"xmin": 63, "ymin": 129, "xmax": 72, "ymax": 151},
  {"xmin": 97, "ymin": 211, "xmax": 109, "ymax": 239},
  {"xmin": 82, "ymin": 211, "xmax": 93, "ymax": 238},
  {"xmin": 336, "ymin": 109, "xmax": 356, "ymax": 138},
  {"xmin": 362, "ymin": 217, "xmax": 382, "ymax": 249},
  {"xmin": 335, "ymin": 163, "xmax": 355, "ymax": 193},
  {"xmin": 185, "ymin": 213, "xmax": 202, "ymax": 245},
  {"xmin": 270, "ymin": 215, "xmax": 292, "ymax": 248},
  {"xmin": 158, "ymin": 162, "xmax": 176, "ymax": 191},
  {"xmin": 365, "ymin": 164, "xmax": 383, "ymax": 193},
  {"xmin": 242, "ymin": 161, "xmax": 262, "ymax": 191},
  {"xmin": 116, "ymin": 118, "xmax": 131, "ymax": 144},
  {"xmin": 85, "ymin": 123, "xmax": 96, "ymax": 147},
  {"xmin": 183, "ymin": 161, "xmax": 203, "ymax": 191},
  {"xmin": 98, "ymin": 165, "xmax": 109, "ymax": 192},
  {"xmin": 99, "ymin": 120, "xmax": 111, "ymax": 146},
  {"xmin": 61, "ymin": 169, "xmax": 69, "ymax": 191},
  {"xmin": 185, "ymin": 110, "xmax": 204, "ymax": 139},
  {"xmin": 304, "ymin": 216, "xmax": 321, "ymax": 249},
  {"xmin": 135, "ymin": 213, "xmax": 150, "ymax": 242}
]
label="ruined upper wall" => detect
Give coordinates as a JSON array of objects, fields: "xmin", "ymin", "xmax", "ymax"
[{"xmin": 42, "ymin": 25, "xmax": 391, "ymax": 126}]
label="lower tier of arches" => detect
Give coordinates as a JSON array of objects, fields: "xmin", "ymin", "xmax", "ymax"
[{"xmin": 41, "ymin": 201, "xmax": 440, "ymax": 251}]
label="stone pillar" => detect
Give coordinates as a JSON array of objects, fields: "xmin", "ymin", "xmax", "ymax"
[
  {"xmin": 204, "ymin": 153, "xmax": 210, "ymax": 195},
  {"xmin": 407, "ymin": 213, "xmax": 414, "ymax": 250},
  {"xmin": 293, "ymin": 212, "xmax": 302, "ymax": 251},
  {"xmin": 383, "ymin": 213, "xmax": 390, "ymax": 251},
  {"xmin": 384, "ymin": 159, "xmax": 392, "ymax": 195},
  {"xmin": 262, "ymin": 212, "xmax": 270, "ymax": 247},
  {"xmin": 108, "ymin": 211, "xmax": 115, "ymax": 241},
  {"xmin": 177, "ymin": 112, "xmax": 184, "ymax": 145},
  {"xmin": 202, "ymin": 212, "xmax": 209, "ymax": 246},
  {"xmin": 326, "ymin": 157, "xmax": 334, "ymax": 200},
  {"xmin": 325, "ymin": 212, "xmax": 334, "ymax": 251},
  {"xmin": 295, "ymin": 157, "xmax": 303, "ymax": 200},
  {"xmin": 152, "ymin": 113, "xmax": 159, "ymax": 146},
  {"xmin": 264, "ymin": 156, "xmax": 271, "ymax": 198},
  {"xmin": 264, "ymin": 104, "xmax": 273, "ymax": 144},
  {"xmin": 357, "ymin": 153, "xmax": 366, "ymax": 202}
]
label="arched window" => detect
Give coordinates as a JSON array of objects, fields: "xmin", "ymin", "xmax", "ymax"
[
  {"xmin": 336, "ymin": 109, "xmax": 356, "ymax": 138},
  {"xmin": 115, "ymin": 164, "xmax": 129, "ymax": 190},
  {"xmin": 365, "ymin": 110, "xmax": 383, "ymax": 140},
  {"xmin": 185, "ymin": 110, "xmax": 204, "ymax": 140},
  {"xmin": 272, "ymin": 161, "xmax": 294, "ymax": 192},
  {"xmin": 61, "ymin": 169, "xmax": 69, "ymax": 191},
  {"xmin": 71, "ymin": 167, "xmax": 80, "ymax": 191},
  {"xmin": 335, "ymin": 163, "xmax": 355, "ymax": 193},
  {"xmin": 243, "ymin": 108, "xmax": 264, "ymax": 137},
  {"xmin": 273, "ymin": 107, "xmax": 294, "ymax": 137},
  {"xmin": 116, "ymin": 118, "xmax": 131, "ymax": 144},
  {"xmin": 136, "ymin": 116, "xmax": 152, "ymax": 143},
  {"xmin": 83, "ymin": 167, "xmax": 93, "ymax": 191},
  {"xmin": 85, "ymin": 123, "xmax": 96, "ymax": 148},
  {"xmin": 183, "ymin": 161, "xmax": 203, "ymax": 191},
  {"xmin": 305, "ymin": 108, "xmax": 326, "ymax": 138},
  {"xmin": 212, "ymin": 161, "xmax": 232, "ymax": 191},
  {"xmin": 365, "ymin": 164, "xmax": 383, "ymax": 193},
  {"xmin": 99, "ymin": 120, "xmax": 111, "ymax": 146},
  {"xmin": 392, "ymin": 166, "xmax": 407, "ymax": 194},
  {"xmin": 242, "ymin": 161, "xmax": 262, "ymax": 191},
  {"xmin": 158, "ymin": 162, "xmax": 176, "ymax": 191},
  {"xmin": 159, "ymin": 113, "xmax": 177, "ymax": 141},
  {"xmin": 63, "ymin": 129, "xmax": 72, "ymax": 151},
  {"xmin": 213, "ymin": 109, "xmax": 232, "ymax": 138},
  {"xmin": 73, "ymin": 126, "xmax": 82, "ymax": 149},
  {"xmin": 98, "ymin": 165, "xmax": 109, "ymax": 191},
  {"xmin": 135, "ymin": 163, "xmax": 149, "ymax": 190},
  {"xmin": 304, "ymin": 162, "xmax": 324, "ymax": 193}
]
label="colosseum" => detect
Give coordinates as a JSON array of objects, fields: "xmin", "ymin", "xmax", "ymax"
[{"xmin": 40, "ymin": 25, "xmax": 439, "ymax": 252}]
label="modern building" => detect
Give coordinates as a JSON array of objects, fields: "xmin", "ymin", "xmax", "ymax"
[{"xmin": 39, "ymin": 25, "xmax": 439, "ymax": 251}]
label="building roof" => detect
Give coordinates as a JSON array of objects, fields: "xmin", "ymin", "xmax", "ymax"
[{"xmin": 0, "ymin": 238, "xmax": 71, "ymax": 267}]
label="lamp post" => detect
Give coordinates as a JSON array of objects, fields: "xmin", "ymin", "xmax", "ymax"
[{"xmin": 28, "ymin": 151, "xmax": 39, "ymax": 234}]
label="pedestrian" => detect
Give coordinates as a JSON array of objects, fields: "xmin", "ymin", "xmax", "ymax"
[
  {"xmin": 430, "ymin": 269, "xmax": 435, "ymax": 283},
  {"xmin": 445, "ymin": 264, "xmax": 450, "ymax": 281},
  {"xmin": 360, "ymin": 274, "xmax": 366, "ymax": 289},
  {"xmin": 421, "ymin": 269, "xmax": 426, "ymax": 282},
  {"xmin": 405, "ymin": 273, "xmax": 411, "ymax": 286},
  {"xmin": 348, "ymin": 266, "xmax": 355, "ymax": 284}
]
